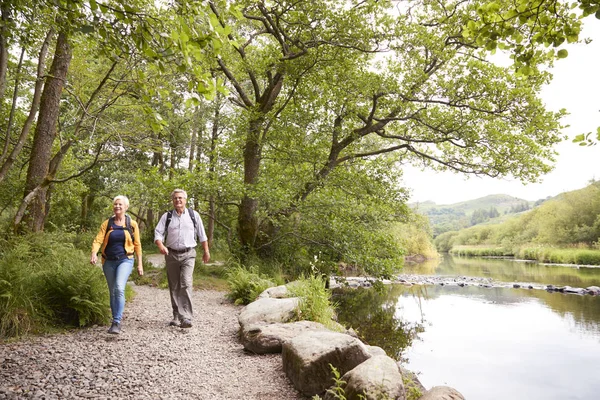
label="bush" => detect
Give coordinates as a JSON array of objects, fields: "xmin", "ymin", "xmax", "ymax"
[
  {"xmin": 287, "ymin": 275, "xmax": 338, "ymax": 330},
  {"xmin": 225, "ymin": 265, "xmax": 276, "ymax": 305},
  {"xmin": 0, "ymin": 232, "xmax": 111, "ymax": 339}
]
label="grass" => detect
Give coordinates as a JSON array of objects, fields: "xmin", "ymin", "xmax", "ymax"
[
  {"xmin": 287, "ymin": 275, "xmax": 339, "ymax": 330},
  {"xmin": 449, "ymin": 245, "xmax": 600, "ymax": 266},
  {"xmin": 225, "ymin": 264, "xmax": 277, "ymax": 305}
]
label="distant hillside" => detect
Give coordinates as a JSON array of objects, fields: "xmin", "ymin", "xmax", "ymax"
[{"xmin": 411, "ymin": 194, "xmax": 540, "ymax": 236}]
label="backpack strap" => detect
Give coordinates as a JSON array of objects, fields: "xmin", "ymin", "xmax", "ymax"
[
  {"xmin": 103, "ymin": 215, "xmax": 135, "ymax": 243},
  {"xmin": 188, "ymin": 208, "xmax": 197, "ymax": 230}
]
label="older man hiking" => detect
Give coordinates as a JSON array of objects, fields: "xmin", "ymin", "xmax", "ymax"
[{"xmin": 154, "ymin": 189, "xmax": 210, "ymax": 328}]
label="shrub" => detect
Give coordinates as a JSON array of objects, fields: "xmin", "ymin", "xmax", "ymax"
[
  {"xmin": 0, "ymin": 232, "xmax": 111, "ymax": 339},
  {"xmin": 287, "ymin": 275, "xmax": 338, "ymax": 330},
  {"xmin": 225, "ymin": 265, "xmax": 276, "ymax": 305}
]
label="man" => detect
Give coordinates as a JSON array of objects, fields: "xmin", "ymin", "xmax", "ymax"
[{"xmin": 154, "ymin": 189, "xmax": 210, "ymax": 328}]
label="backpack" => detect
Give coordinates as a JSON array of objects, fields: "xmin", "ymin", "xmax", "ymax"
[
  {"xmin": 164, "ymin": 208, "xmax": 197, "ymax": 234},
  {"xmin": 104, "ymin": 214, "xmax": 134, "ymax": 242}
]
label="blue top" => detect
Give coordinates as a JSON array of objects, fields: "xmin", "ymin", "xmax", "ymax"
[{"xmin": 104, "ymin": 223, "xmax": 127, "ymax": 260}]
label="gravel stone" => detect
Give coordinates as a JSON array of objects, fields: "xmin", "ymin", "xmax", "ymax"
[{"xmin": 0, "ymin": 285, "xmax": 304, "ymax": 399}]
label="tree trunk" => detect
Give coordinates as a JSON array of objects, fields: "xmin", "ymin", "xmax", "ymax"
[
  {"xmin": 21, "ymin": 31, "xmax": 71, "ymax": 232},
  {"xmin": 0, "ymin": 29, "xmax": 53, "ymax": 183},
  {"xmin": 0, "ymin": 1, "xmax": 9, "ymax": 112},
  {"xmin": 237, "ymin": 119, "xmax": 262, "ymax": 250},
  {"xmin": 206, "ymin": 102, "xmax": 221, "ymax": 248}
]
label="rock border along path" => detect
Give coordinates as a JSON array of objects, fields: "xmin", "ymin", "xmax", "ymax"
[{"xmin": 0, "ymin": 285, "xmax": 304, "ymax": 400}]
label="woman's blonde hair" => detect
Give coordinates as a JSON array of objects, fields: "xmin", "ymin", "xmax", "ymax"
[{"xmin": 113, "ymin": 195, "xmax": 130, "ymax": 208}]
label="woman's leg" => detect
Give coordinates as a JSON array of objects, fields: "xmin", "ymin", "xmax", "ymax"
[
  {"xmin": 111, "ymin": 258, "xmax": 134, "ymax": 323},
  {"xmin": 102, "ymin": 260, "xmax": 118, "ymax": 321}
]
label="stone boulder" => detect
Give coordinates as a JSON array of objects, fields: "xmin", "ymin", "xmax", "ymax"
[
  {"xmin": 257, "ymin": 284, "xmax": 289, "ymax": 299},
  {"xmin": 238, "ymin": 297, "xmax": 300, "ymax": 327},
  {"xmin": 241, "ymin": 321, "xmax": 328, "ymax": 354},
  {"xmin": 418, "ymin": 386, "xmax": 465, "ymax": 400},
  {"xmin": 282, "ymin": 330, "xmax": 371, "ymax": 396},
  {"xmin": 331, "ymin": 355, "xmax": 405, "ymax": 400}
]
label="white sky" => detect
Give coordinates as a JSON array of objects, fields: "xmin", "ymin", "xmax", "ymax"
[{"xmin": 403, "ymin": 20, "xmax": 600, "ymax": 205}]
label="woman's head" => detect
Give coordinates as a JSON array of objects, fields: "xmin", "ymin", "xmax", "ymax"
[{"xmin": 113, "ymin": 195, "xmax": 130, "ymax": 212}]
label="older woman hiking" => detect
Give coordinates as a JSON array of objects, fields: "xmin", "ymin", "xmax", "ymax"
[{"xmin": 91, "ymin": 195, "xmax": 143, "ymax": 334}]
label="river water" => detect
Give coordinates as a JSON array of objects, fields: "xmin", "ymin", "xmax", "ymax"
[{"xmin": 332, "ymin": 256, "xmax": 600, "ymax": 400}]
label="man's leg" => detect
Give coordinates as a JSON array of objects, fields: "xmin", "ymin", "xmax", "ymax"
[
  {"xmin": 165, "ymin": 253, "xmax": 182, "ymax": 323},
  {"xmin": 178, "ymin": 249, "xmax": 196, "ymax": 326}
]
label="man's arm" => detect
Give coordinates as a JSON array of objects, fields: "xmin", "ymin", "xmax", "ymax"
[
  {"xmin": 154, "ymin": 213, "xmax": 169, "ymax": 255},
  {"xmin": 201, "ymin": 240, "xmax": 210, "ymax": 264}
]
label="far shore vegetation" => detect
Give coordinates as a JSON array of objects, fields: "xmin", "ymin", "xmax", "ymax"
[{"xmin": 434, "ymin": 181, "xmax": 600, "ymax": 266}]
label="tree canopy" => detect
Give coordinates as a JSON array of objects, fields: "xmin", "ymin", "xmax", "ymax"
[{"xmin": 0, "ymin": 0, "xmax": 579, "ymax": 276}]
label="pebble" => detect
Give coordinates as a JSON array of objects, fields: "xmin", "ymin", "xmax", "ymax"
[{"xmin": 0, "ymin": 286, "xmax": 302, "ymax": 399}]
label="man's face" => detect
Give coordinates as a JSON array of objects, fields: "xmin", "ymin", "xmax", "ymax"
[{"xmin": 172, "ymin": 193, "xmax": 187, "ymax": 210}]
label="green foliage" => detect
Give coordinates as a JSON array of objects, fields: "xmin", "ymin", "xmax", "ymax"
[
  {"xmin": 225, "ymin": 265, "xmax": 276, "ymax": 305},
  {"xmin": 287, "ymin": 275, "xmax": 338, "ymax": 330},
  {"xmin": 436, "ymin": 182, "xmax": 600, "ymax": 265},
  {"xmin": 403, "ymin": 376, "xmax": 424, "ymax": 400},
  {"xmin": 516, "ymin": 246, "xmax": 600, "ymax": 265},
  {"xmin": 390, "ymin": 214, "xmax": 438, "ymax": 259},
  {"xmin": 414, "ymin": 195, "xmax": 533, "ymax": 237},
  {"xmin": 0, "ymin": 233, "xmax": 110, "ymax": 339}
]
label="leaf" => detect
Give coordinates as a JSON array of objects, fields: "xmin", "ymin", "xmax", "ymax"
[{"xmin": 557, "ymin": 49, "xmax": 568, "ymax": 58}]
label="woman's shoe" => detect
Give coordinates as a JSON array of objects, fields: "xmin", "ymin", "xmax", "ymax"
[{"xmin": 108, "ymin": 322, "xmax": 121, "ymax": 334}]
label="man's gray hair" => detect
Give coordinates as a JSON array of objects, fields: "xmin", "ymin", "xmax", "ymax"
[
  {"xmin": 113, "ymin": 195, "xmax": 130, "ymax": 208},
  {"xmin": 171, "ymin": 189, "xmax": 187, "ymax": 199}
]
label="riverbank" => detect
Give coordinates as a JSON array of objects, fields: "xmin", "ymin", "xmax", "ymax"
[{"xmin": 0, "ymin": 285, "xmax": 302, "ymax": 399}]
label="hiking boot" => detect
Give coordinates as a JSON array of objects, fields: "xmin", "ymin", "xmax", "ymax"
[
  {"xmin": 169, "ymin": 318, "xmax": 181, "ymax": 327},
  {"xmin": 108, "ymin": 322, "xmax": 121, "ymax": 334},
  {"xmin": 180, "ymin": 319, "xmax": 192, "ymax": 328}
]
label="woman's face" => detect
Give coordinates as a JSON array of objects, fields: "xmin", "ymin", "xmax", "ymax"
[{"xmin": 113, "ymin": 199, "xmax": 128, "ymax": 215}]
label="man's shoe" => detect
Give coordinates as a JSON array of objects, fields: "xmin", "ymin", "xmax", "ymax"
[
  {"xmin": 169, "ymin": 318, "xmax": 181, "ymax": 327},
  {"xmin": 108, "ymin": 322, "xmax": 121, "ymax": 334},
  {"xmin": 180, "ymin": 319, "xmax": 192, "ymax": 328}
]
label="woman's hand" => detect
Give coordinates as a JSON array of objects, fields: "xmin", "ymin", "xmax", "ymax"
[
  {"xmin": 137, "ymin": 264, "xmax": 144, "ymax": 276},
  {"xmin": 90, "ymin": 253, "xmax": 98, "ymax": 265}
]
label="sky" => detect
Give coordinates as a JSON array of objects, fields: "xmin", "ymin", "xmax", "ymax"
[{"xmin": 402, "ymin": 20, "xmax": 600, "ymax": 206}]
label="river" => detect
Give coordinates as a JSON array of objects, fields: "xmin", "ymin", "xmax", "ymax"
[{"xmin": 332, "ymin": 255, "xmax": 600, "ymax": 400}]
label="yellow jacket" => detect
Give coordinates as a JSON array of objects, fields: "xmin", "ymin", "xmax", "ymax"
[{"xmin": 91, "ymin": 218, "xmax": 143, "ymax": 261}]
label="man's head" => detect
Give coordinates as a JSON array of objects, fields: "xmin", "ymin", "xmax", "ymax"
[{"xmin": 171, "ymin": 189, "xmax": 187, "ymax": 212}]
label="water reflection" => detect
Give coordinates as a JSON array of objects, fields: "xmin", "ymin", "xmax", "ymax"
[
  {"xmin": 333, "ymin": 256, "xmax": 600, "ymax": 400},
  {"xmin": 405, "ymin": 255, "xmax": 600, "ymax": 288}
]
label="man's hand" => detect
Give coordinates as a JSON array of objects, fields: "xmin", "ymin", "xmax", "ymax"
[{"xmin": 202, "ymin": 251, "xmax": 210, "ymax": 264}]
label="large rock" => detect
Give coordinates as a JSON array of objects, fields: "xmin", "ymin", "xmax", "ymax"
[
  {"xmin": 241, "ymin": 321, "xmax": 328, "ymax": 354},
  {"xmin": 418, "ymin": 386, "xmax": 465, "ymax": 400},
  {"xmin": 257, "ymin": 284, "xmax": 289, "ymax": 299},
  {"xmin": 238, "ymin": 297, "xmax": 300, "ymax": 327},
  {"xmin": 282, "ymin": 330, "xmax": 372, "ymax": 396},
  {"xmin": 336, "ymin": 355, "xmax": 405, "ymax": 400}
]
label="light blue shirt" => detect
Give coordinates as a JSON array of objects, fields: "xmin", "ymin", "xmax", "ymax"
[{"xmin": 154, "ymin": 208, "xmax": 208, "ymax": 250}]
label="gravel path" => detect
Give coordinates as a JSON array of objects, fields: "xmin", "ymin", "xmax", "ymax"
[{"xmin": 0, "ymin": 285, "xmax": 304, "ymax": 400}]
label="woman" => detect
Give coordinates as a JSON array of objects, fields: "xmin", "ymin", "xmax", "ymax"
[{"xmin": 91, "ymin": 195, "xmax": 143, "ymax": 334}]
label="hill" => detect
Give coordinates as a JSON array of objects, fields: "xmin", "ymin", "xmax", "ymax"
[{"xmin": 411, "ymin": 194, "xmax": 537, "ymax": 236}]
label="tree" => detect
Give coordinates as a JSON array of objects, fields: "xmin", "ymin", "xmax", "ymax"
[{"xmin": 208, "ymin": 0, "xmax": 564, "ymax": 263}]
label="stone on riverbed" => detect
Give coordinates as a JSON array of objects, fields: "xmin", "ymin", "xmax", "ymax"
[
  {"xmin": 238, "ymin": 297, "xmax": 300, "ymax": 326},
  {"xmin": 282, "ymin": 330, "xmax": 371, "ymax": 396},
  {"xmin": 240, "ymin": 321, "xmax": 328, "ymax": 354},
  {"xmin": 325, "ymin": 355, "xmax": 405, "ymax": 400}
]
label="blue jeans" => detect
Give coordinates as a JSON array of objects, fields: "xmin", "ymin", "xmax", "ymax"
[{"xmin": 103, "ymin": 258, "xmax": 134, "ymax": 323}]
